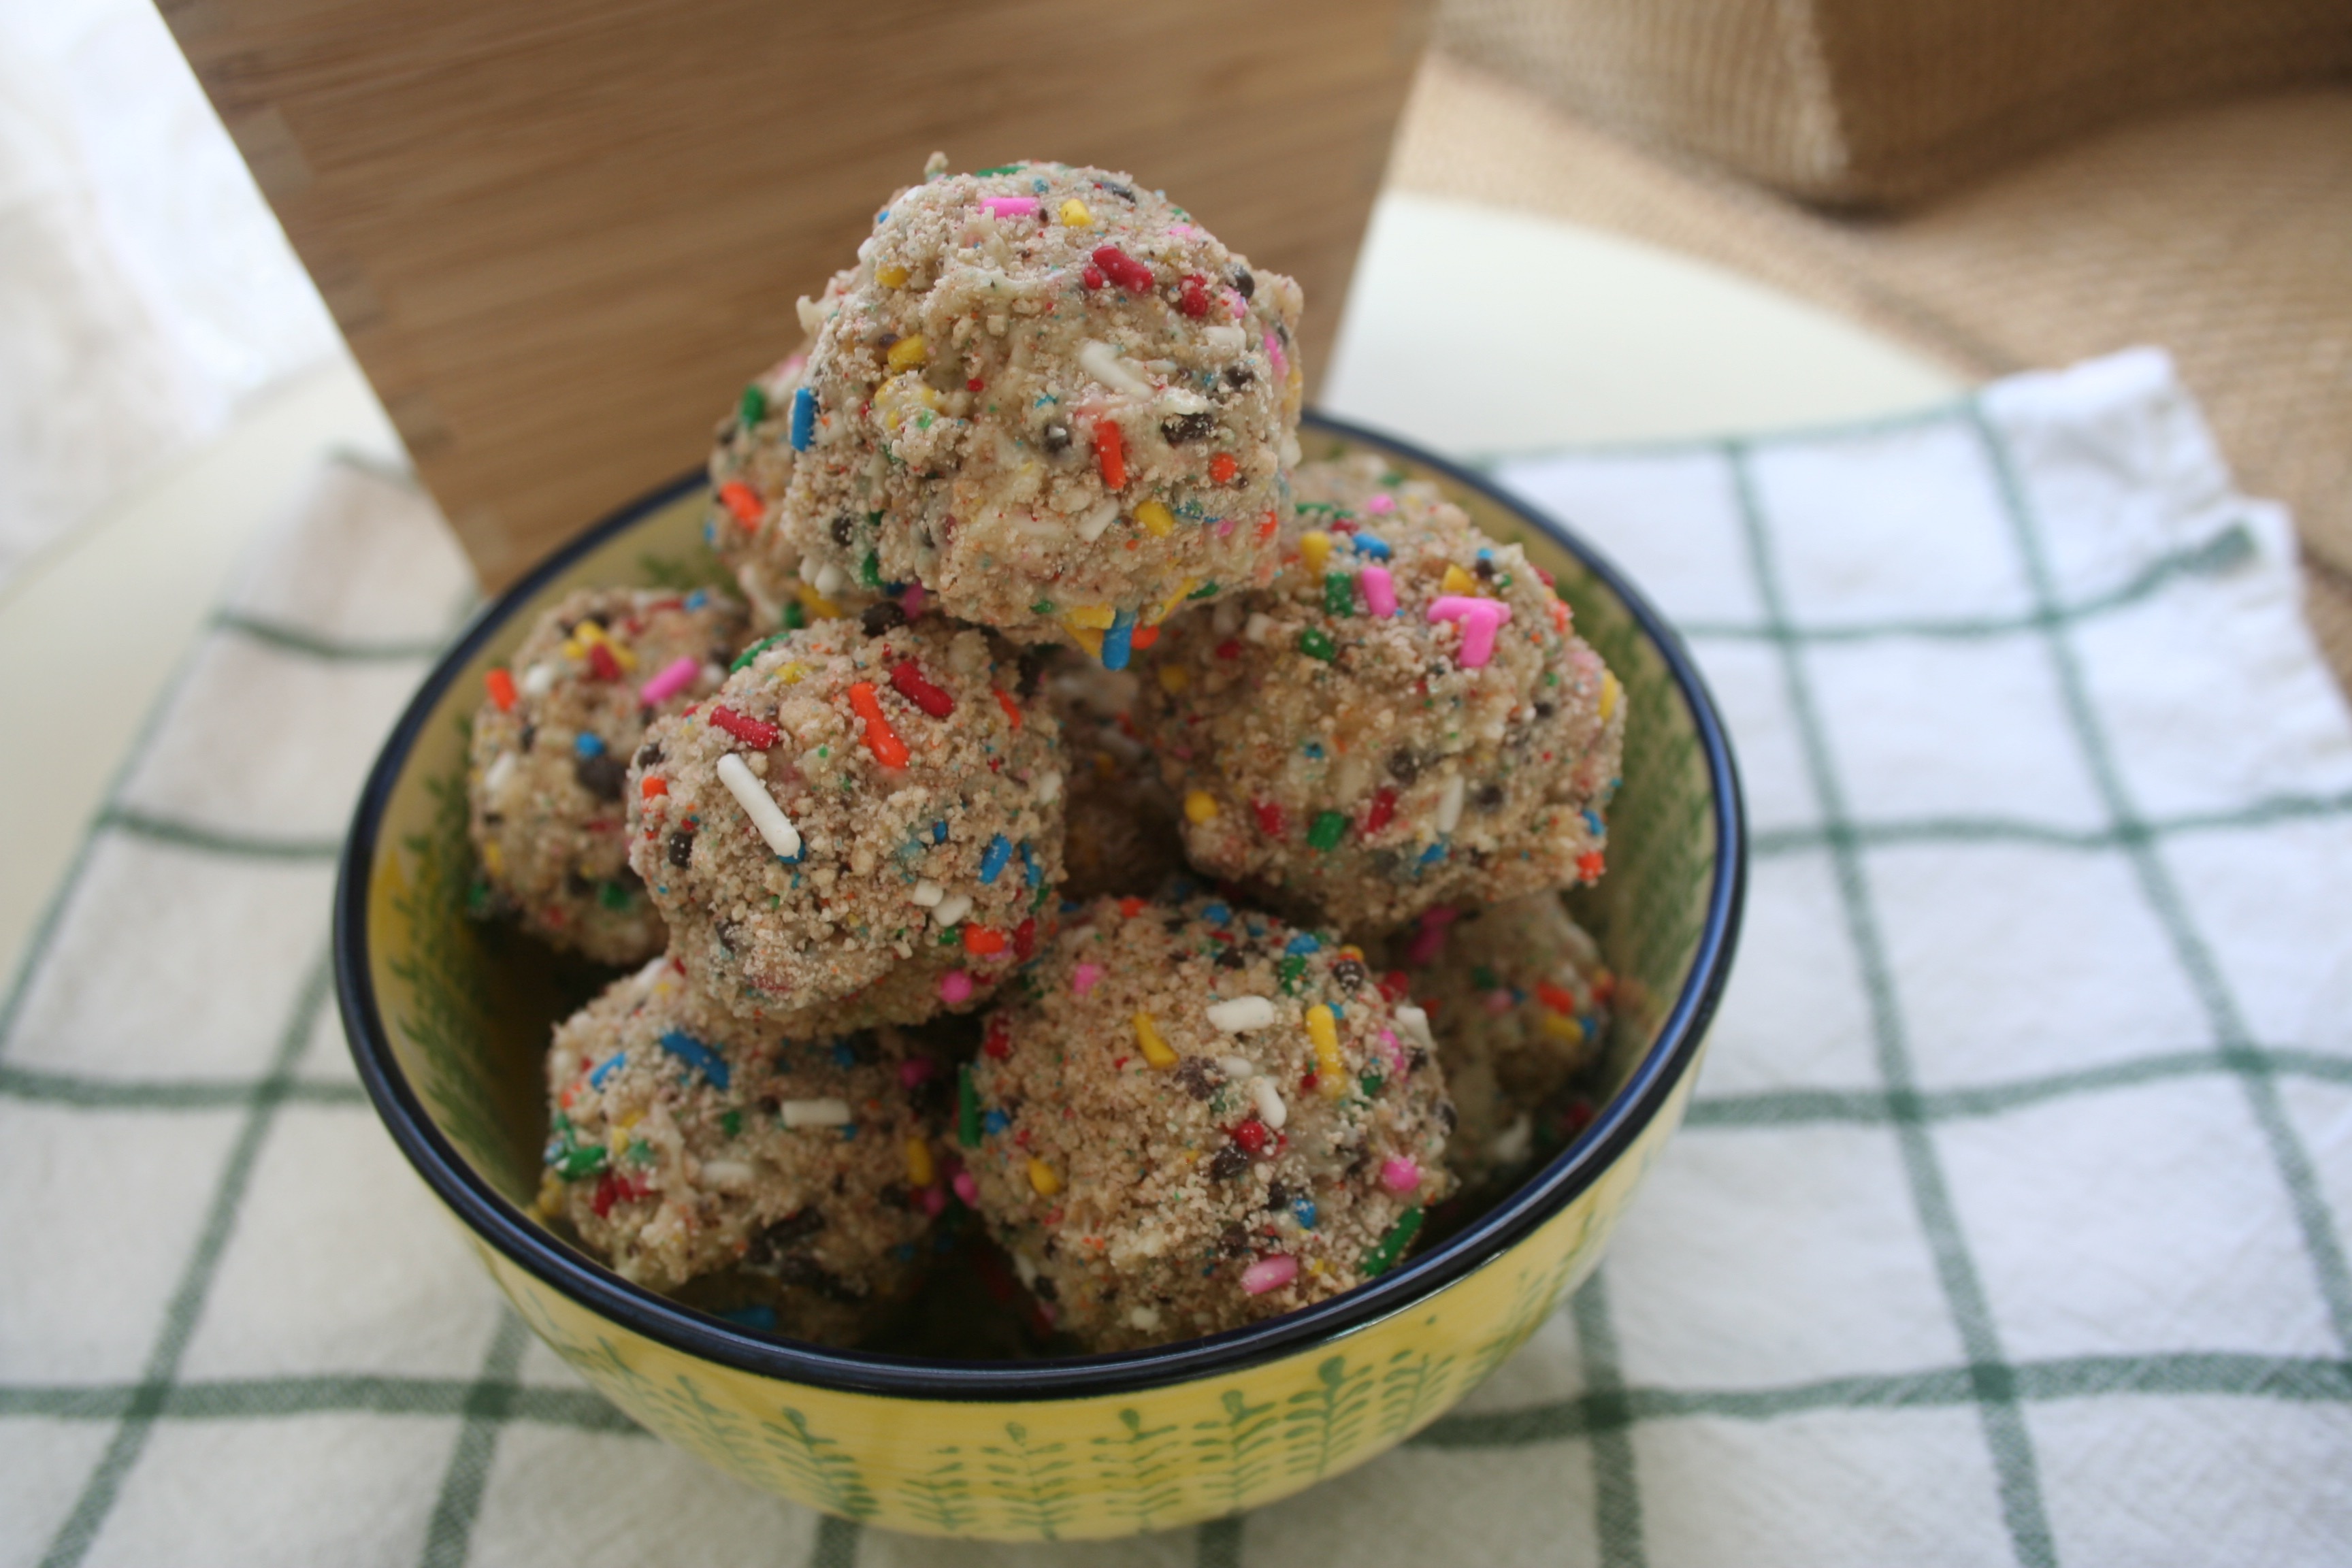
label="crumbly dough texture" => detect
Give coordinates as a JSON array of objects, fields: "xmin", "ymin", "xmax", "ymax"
[
  {"xmin": 470, "ymin": 587, "xmax": 748, "ymax": 965},
  {"xmin": 774, "ymin": 161, "xmax": 1304, "ymax": 655},
  {"xmin": 1393, "ymin": 894, "xmax": 1613, "ymax": 1188},
  {"xmin": 1045, "ymin": 656, "xmax": 1186, "ymax": 901},
  {"xmin": 705, "ymin": 336, "xmax": 822, "ymax": 624},
  {"xmin": 1134, "ymin": 454, "xmax": 1626, "ymax": 934},
  {"xmin": 965, "ymin": 894, "xmax": 1454, "ymax": 1352},
  {"xmin": 538, "ymin": 957, "xmax": 942, "ymax": 1344},
  {"xmin": 629, "ymin": 616, "xmax": 1067, "ymax": 1033}
]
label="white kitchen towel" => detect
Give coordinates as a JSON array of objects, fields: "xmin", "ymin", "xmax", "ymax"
[{"xmin": 6, "ymin": 348, "xmax": 2349, "ymax": 1567}]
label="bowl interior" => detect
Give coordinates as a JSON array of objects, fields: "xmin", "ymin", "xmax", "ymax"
[{"xmin": 347, "ymin": 416, "xmax": 1737, "ymax": 1367}]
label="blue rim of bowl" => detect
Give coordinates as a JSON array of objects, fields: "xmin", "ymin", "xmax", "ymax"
[{"xmin": 336, "ymin": 408, "xmax": 1746, "ymax": 1401}]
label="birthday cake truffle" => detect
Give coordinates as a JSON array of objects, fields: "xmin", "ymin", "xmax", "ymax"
[
  {"xmin": 1045, "ymin": 656, "xmax": 1186, "ymax": 901},
  {"xmin": 962, "ymin": 894, "xmax": 1454, "ymax": 1352},
  {"xmin": 538, "ymin": 956, "xmax": 942, "ymax": 1343},
  {"xmin": 768, "ymin": 159, "xmax": 1304, "ymax": 660},
  {"xmin": 1133, "ymin": 454, "xmax": 1624, "ymax": 934},
  {"xmin": 627, "ymin": 615, "xmax": 1066, "ymax": 1033},
  {"xmin": 469, "ymin": 586, "xmax": 747, "ymax": 964}
]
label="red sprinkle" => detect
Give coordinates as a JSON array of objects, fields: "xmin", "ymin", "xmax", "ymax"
[
  {"xmin": 1081, "ymin": 265, "xmax": 1105, "ymax": 290},
  {"xmin": 1533, "ymin": 566, "xmax": 1556, "ymax": 589},
  {"xmin": 966, "ymin": 377, "xmax": 985, "ymax": 392},
  {"xmin": 1567, "ymin": 1099, "xmax": 1597, "ymax": 1132},
  {"xmin": 1117, "ymin": 896, "xmax": 1146, "ymax": 919},
  {"xmin": 993, "ymin": 689, "xmax": 1023, "ymax": 730},
  {"xmin": 484, "ymin": 668, "xmax": 517, "ymax": 712},
  {"xmin": 717, "ymin": 480, "xmax": 762, "ymax": 525},
  {"xmin": 1215, "ymin": 638, "xmax": 1242, "ymax": 660},
  {"xmin": 1130, "ymin": 626, "xmax": 1160, "ymax": 652},
  {"xmin": 889, "ymin": 659, "xmax": 956, "ymax": 718},
  {"xmin": 640, "ymin": 775, "xmax": 668, "ymax": 800},
  {"xmin": 1013, "ymin": 917, "xmax": 1037, "ymax": 960},
  {"xmin": 1578, "ymin": 851, "xmax": 1606, "ymax": 883},
  {"xmin": 1094, "ymin": 417, "xmax": 1127, "ymax": 489},
  {"xmin": 1251, "ymin": 799, "xmax": 1286, "ymax": 838},
  {"xmin": 962, "ymin": 924, "xmax": 1008, "ymax": 956},
  {"xmin": 708, "ymin": 706, "xmax": 780, "ymax": 749},
  {"xmin": 983, "ymin": 1017, "xmax": 1013, "ymax": 1060},
  {"xmin": 587, "ymin": 643, "xmax": 625, "ymax": 683},
  {"xmin": 1593, "ymin": 973, "xmax": 1617, "ymax": 1005},
  {"xmin": 1090, "ymin": 244, "xmax": 1155, "ymax": 292},
  {"xmin": 1209, "ymin": 452, "xmax": 1239, "ymax": 484},
  {"xmin": 1536, "ymin": 981, "xmax": 1580, "ymax": 1014},
  {"xmin": 1177, "ymin": 272, "xmax": 1211, "ymax": 317},
  {"xmin": 1362, "ymin": 787, "xmax": 1398, "ymax": 834},
  {"xmin": 590, "ymin": 1171, "xmax": 648, "ymax": 1218},
  {"xmin": 1256, "ymin": 510, "xmax": 1279, "ymax": 542},
  {"xmin": 1232, "ymin": 1118, "xmax": 1270, "ymax": 1156},
  {"xmin": 847, "ymin": 683, "xmax": 910, "ymax": 768},
  {"xmin": 1377, "ymin": 970, "xmax": 1411, "ymax": 1002}
]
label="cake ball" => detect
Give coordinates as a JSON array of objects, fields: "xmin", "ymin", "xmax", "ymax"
[
  {"xmin": 1392, "ymin": 894, "xmax": 1614, "ymax": 1187},
  {"xmin": 629, "ymin": 615, "xmax": 1066, "ymax": 1032},
  {"xmin": 962, "ymin": 895, "xmax": 1454, "ymax": 1352},
  {"xmin": 470, "ymin": 586, "xmax": 748, "ymax": 964},
  {"xmin": 1133, "ymin": 455, "xmax": 1625, "ymax": 934},
  {"xmin": 1045, "ymin": 655, "xmax": 1186, "ymax": 901},
  {"xmin": 775, "ymin": 159, "xmax": 1303, "ymax": 659},
  {"xmin": 537, "ymin": 956, "xmax": 945, "ymax": 1343}
]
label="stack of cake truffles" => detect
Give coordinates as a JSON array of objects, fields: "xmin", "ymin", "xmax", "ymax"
[{"xmin": 468, "ymin": 157, "xmax": 1627, "ymax": 1353}]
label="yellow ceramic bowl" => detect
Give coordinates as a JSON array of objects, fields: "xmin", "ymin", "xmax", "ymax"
[{"xmin": 335, "ymin": 412, "xmax": 1745, "ymax": 1541}]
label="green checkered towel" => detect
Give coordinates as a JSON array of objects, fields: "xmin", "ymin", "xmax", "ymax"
[{"xmin": 8, "ymin": 349, "xmax": 2349, "ymax": 1567}]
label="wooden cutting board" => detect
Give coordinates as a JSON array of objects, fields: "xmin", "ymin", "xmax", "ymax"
[{"xmin": 161, "ymin": 0, "xmax": 1433, "ymax": 585}]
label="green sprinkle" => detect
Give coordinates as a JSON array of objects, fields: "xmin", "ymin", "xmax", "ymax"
[
  {"xmin": 1360, "ymin": 1073, "xmax": 1384, "ymax": 1099},
  {"xmin": 1322, "ymin": 572, "xmax": 1354, "ymax": 617},
  {"xmin": 557, "ymin": 1143, "xmax": 606, "ymax": 1179},
  {"xmin": 860, "ymin": 549, "xmax": 883, "ymax": 587},
  {"xmin": 1278, "ymin": 954, "xmax": 1308, "ymax": 994},
  {"xmin": 732, "ymin": 632, "xmax": 788, "ymax": 672},
  {"xmin": 1032, "ymin": 599, "xmax": 1056, "ymax": 615},
  {"xmin": 1297, "ymin": 627, "xmax": 1337, "ymax": 662},
  {"xmin": 781, "ymin": 600, "xmax": 807, "ymax": 630},
  {"xmin": 973, "ymin": 163, "xmax": 1024, "ymax": 176},
  {"xmin": 721, "ymin": 1110, "xmax": 742, "ymax": 1138},
  {"xmin": 739, "ymin": 384, "xmax": 768, "ymax": 425},
  {"xmin": 958, "ymin": 1064, "xmax": 982, "ymax": 1148},
  {"xmin": 464, "ymin": 878, "xmax": 494, "ymax": 919},
  {"xmin": 598, "ymin": 881, "xmax": 632, "ymax": 911},
  {"xmin": 1187, "ymin": 581, "xmax": 1220, "ymax": 600},
  {"xmin": 1307, "ymin": 810, "xmax": 1348, "ymax": 851},
  {"xmin": 627, "ymin": 1137, "xmax": 655, "ymax": 1166},
  {"xmin": 1362, "ymin": 1207, "xmax": 1424, "ymax": 1277}
]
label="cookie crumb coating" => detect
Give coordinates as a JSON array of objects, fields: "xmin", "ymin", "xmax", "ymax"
[
  {"xmin": 966, "ymin": 896, "xmax": 1454, "ymax": 1352},
  {"xmin": 538, "ymin": 958, "xmax": 943, "ymax": 1344},
  {"xmin": 1392, "ymin": 895, "xmax": 1612, "ymax": 1188},
  {"xmin": 470, "ymin": 587, "xmax": 748, "ymax": 965},
  {"xmin": 1134, "ymin": 455, "xmax": 1625, "ymax": 934},
  {"xmin": 629, "ymin": 617, "xmax": 1066, "ymax": 1033},
  {"xmin": 1046, "ymin": 656, "xmax": 1186, "ymax": 901},
  {"xmin": 777, "ymin": 160, "xmax": 1303, "ymax": 657}
]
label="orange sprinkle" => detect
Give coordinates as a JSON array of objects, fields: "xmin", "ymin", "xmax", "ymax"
[
  {"xmin": 1577, "ymin": 851, "xmax": 1606, "ymax": 883},
  {"xmin": 1130, "ymin": 625, "xmax": 1160, "ymax": 652},
  {"xmin": 717, "ymin": 480, "xmax": 762, "ymax": 525},
  {"xmin": 1549, "ymin": 598, "xmax": 1571, "ymax": 633},
  {"xmin": 847, "ymin": 683, "xmax": 911, "ymax": 768},
  {"xmin": 1094, "ymin": 417, "xmax": 1126, "ymax": 489},
  {"xmin": 485, "ymin": 668, "xmax": 517, "ymax": 712},
  {"xmin": 1117, "ymin": 896, "xmax": 1145, "ymax": 918},
  {"xmin": 1209, "ymin": 452, "xmax": 1239, "ymax": 484},
  {"xmin": 962, "ymin": 925, "xmax": 1008, "ymax": 956},
  {"xmin": 640, "ymin": 775, "xmax": 668, "ymax": 800},
  {"xmin": 993, "ymin": 689, "xmax": 1023, "ymax": 730},
  {"xmin": 1256, "ymin": 510, "xmax": 1279, "ymax": 542},
  {"xmin": 1535, "ymin": 981, "xmax": 1579, "ymax": 1014}
]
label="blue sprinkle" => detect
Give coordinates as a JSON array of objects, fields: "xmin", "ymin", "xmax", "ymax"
[
  {"xmin": 657, "ymin": 1030, "xmax": 729, "ymax": 1090},
  {"xmin": 1167, "ymin": 875, "xmax": 1197, "ymax": 900},
  {"xmin": 838, "ymin": 1124, "xmax": 858, "ymax": 1141},
  {"xmin": 542, "ymin": 1140, "xmax": 564, "ymax": 1163},
  {"xmin": 1201, "ymin": 902, "xmax": 1231, "ymax": 925},
  {"xmin": 932, "ymin": 820, "xmax": 950, "ymax": 845},
  {"xmin": 574, "ymin": 732, "xmax": 606, "ymax": 757},
  {"xmin": 685, "ymin": 589, "xmax": 708, "ymax": 610},
  {"xmin": 1583, "ymin": 809, "xmax": 1607, "ymax": 838},
  {"xmin": 1100, "ymin": 608, "xmax": 1137, "ymax": 671},
  {"xmin": 876, "ymin": 208, "xmax": 889, "ymax": 222},
  {"xmin": 1303, "ymin": 741, "xmax": 1324, "ymax": 759},
  {"xmin": 1328, "ymin": 1002, "xmax": 1343, "ymax": 1020},
  {"xmin": 789, "ymin": 387, "xmax": 815, "ymax": 451},
  {"xmin": 1060, "ymin": 898, "xmax": 1083, "ymax": 914},
  {"xmin": 1476, "ymin": 546, "xmax": 1494, "ymax": 561},
  {"xmin": 589, "ymin": 1052, "xmax": 626, "ymax": 1088},
  {"xmin": 1030, "ymin": 177, "xmax": 1048, "ymax": 194},
  {"xmin": 1355, "ymin": 532, "xmax": 1392, "ymax": 559},
  {"xmin": 1292, "ymin": 1198, "xmax": 1319, "ymax": 1229},
  {"xmin": 719, "ymin": 1304, "xmax": 777, "ymax": 1331},
  {"xmin": 892, "ymin": 1241, "xmax": 918, "ymax": 1262},
  {"xmin": 1418, "ymin": 840, "xmax": 1449, "ymax": 865},
  {"xmin": 1582, "ymin": 1015, "xmax": 1599, "ymax": 1043},
  {"xmin": 1284, "ymin": 933, "xmax": 1322, "ymax": 956},
  {"xmin": 831, "ymin": 1041, "xmax": 858, "ymax": 1068},
  {"xmin": 1018, "ymin": 840, "xmax": 1042, "ymax": 887},
  {"xmin": 985, "ymin": 1109, "xmax": 1011, "ymax": 1135},
  {"xmin": 979, "ymin": 834, "xmax": 1013, "ymax": 885},
  {"xmin": 1034, "ymin": 393, "xmax": 1060, "ymax": 408}
]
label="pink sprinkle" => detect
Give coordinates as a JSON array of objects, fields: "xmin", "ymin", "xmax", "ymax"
[
  {"xmin": 1072, "ymin": 962, "xmax": 1104, "ymax": 996},
  {"xmin": 1366, "ymin": 493, "xmax": 1395, "ymax": 515},
  {"xmin": 1169, "ymin": 223, "xmax": 1196, "ymax": 237},
  {"xmin": 920, "ymin": 1185, "xmax": 947, "ymax": 1217},
  {"xmin": 1380, "ymin": 1157, "xmax": 1421, "ymax": 1194},
  {"xmin": 901, "ymin": 583, "xmax": 926, "ymax": 619},
  {"xmin": 1484, "ymin": 990, "xmax": 1516, "ymax": 1015},
  {"xmin": 1427, "ymin": 595, "xmax": 1514, "ymax": 668},
  {"xmin": 952, "ymin": 1169, "xmax": 979, "ymax": 1205},
  {"xmin": 1215, "ymin": 517, "xmax": 1237, "ymax": 538},
  {"xmin": 898, "ymin": 1058, "xmax": 936, "ymax": 1090},
  {"xmin": 1263, "ymin": 331, "xmax": 1288, "ymax": 381},
  {"xmin": 1241, "ymin": 1254, "xmax": 1299, "ymax": 1295},
  {"xmin": 981, "ymin": 196, "xmax": 1039, "ymax": 218},
  {"xmin": 1377, "ymin": 1028, "xmax": 1405, "ymax": 1075},
  {"xmin": 1359, "ymin": 565, "xmax": 1397, "ymax": 619},
  {"xmin": 939, "ymin": 970, "xmax": 975, "ymax": 1004},
  {"xmin": 637, "ymin": 655, "xmax": 700, "ymax": 705},
  {"xmin": 1224, "ymin": 289, "xmax": 1247, "ymax": 321},
  {"xmin": 781, "ymin": 354, "xmax": 806, "ymax": 377},
  {"xmin": 1405, "ymin": 906, "xmax": 1460, "ymax": 966}
]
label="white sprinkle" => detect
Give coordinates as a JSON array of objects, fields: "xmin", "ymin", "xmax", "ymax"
[
  {"xmin": 1015, "ymin": 512, "xmax": 1064, "ymax": 540},
  {"xmin": 483, "ymin": 751, "xmax": 518, "ymax": 800},
  {"xmin": 1076, "ymin": 498, "xmax": 1121, "ymax": 542},
  {"xmin": 632, "ymin": 954, "xmax": 671, "ymax": 989},
  {"xmin": 521, "ymin": 662, "xmax": 558, "ymax": 699},
  {"xmin": 1435, "ymin": 774, "xmax": 1467, "ymax": 833},
  {"xmin": 1010, "ymin": 1250, "xmax": 1041, "ymax": 1289},
  {"xmin": 1244, "ymin": 612, "xmax": 1275, "ymax": 644},
  {"xmin": 1218, "ymin": 1055, "xmax": 1258, "ymax": 1081},
  {"xmin": 796, "ymin": 295, "xmax": 825, "ymax": 334},
  {"xmin": 813, "ymin": 561, "xmax": 848, "ymax": 598},
  {"xmin": 1490, "ymin": 1115, "xmax": 1533, "ymax": 1166},
  {"xmin": 698, "ymin": 662, "xmax": 725, "ymax": 691},
  {"xmin": 779, "ymin": 1098, "xmax": 853, "ymax": 1128},
  {"xmin": 1079, "ymin": 339, "xmax": 1153, "ymax": 397},
  {"xmin": 799, "ymin": 551, "xmax": 826, "ymax": 583},
  {"xmin": 1034, "ymin": 769, "xmax": 1063, "ymax": 804},
  {"xmin": 911, "ymin": 879, "xmax": 945, "ymax": 907},
  {"xmin": 1207, "ymin": 996, "xmax": 1277, "ymax": 1032},
  {"xmin": 1393, "ymin": 1004, "xmax": 1435, "ymax": 1054},
  {"xmin": 700, "ymin": 1159, "xmax": 756, "ymax": 1188},
  {"xmin": 1203, "ymin": 323, "xmax": 1245, "ymax": 357},
  {"xmin": 1251, "ymin": 1077, "xmax": 1288, "ymax": 1130},
  {"xmin": 1128, "ymin": 1304, "xmax": 1162, "ymax": 1330},
  {"xmin": 1212, "ymin": 598, "xmax": 1243, "ymax": 637},
  {"xmin": 716, "ymin": 753, "xmax": 800, "ymax": 858},
  {"xmin": 933, "ymin": 891, "xmax": 973, "ymax": 928}
]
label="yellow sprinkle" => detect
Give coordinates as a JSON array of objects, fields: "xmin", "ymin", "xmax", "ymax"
[
  {"xmin": 1306, "ymin": 1004, "xmax": 1345, "ymax": 1097},
  {"xmin": 886, "ymin": 334, "xmax": 929, "ymax": 374},
  {"xmin": 774, "ymin": 662, "xmax": 808, "ymax": 686},
  {"xmin": 1068, "ymin": 625, "xmax": 1106, "ymax": 660},
  {"xmin": 905, "ymin": 1136, "xmax": 936, "ymax": 1189},
  {"xmin": 1134, "ymin": 1011, "xmax": 1178, "ymax": 1069},
  {"xmin": 1060, "ymin": 197, "xmax": 1093, "ymax": 228},
  {"xmin": 875, "ymin": 263, "xmax": 910, "ymax": 288},
  {"xmin": 1599, "ymin": 670, "xmax": 1622, "ymax": 723},
  {"xmin": 1539, "ymin": 1011, "xmax": 1584, "ymax": 1043},
  {"xmin": 1148, "ymin": 578, "xmax": 1200, "ymax": 625},
  {"xmin": 1183, "ymin": 790, "xmax": 1219, "ymax": 824},
  {"xmin": 574, "ymin": 619, "xmax": 636, "ymax": 670},
  {"xmin": 480, "ymin": 840, "xmax": 506, "ymax": 878},
  {"xmin": 1027, "ymin": 1157, "xmax": 1062, "ymax": 1198},
  {"xmin": 795, "ymin": 583, "xmax": 845, "ymax": 621},
  {"xmin": 1135, "ymin": 500, "xmax": 1175, "ymax": 538},
  {"xmin": 1092, "ymin": 750, "xmax": 1117, "ymax": 781},
  {"xmin": 1066, "ymin": 604, "xmax": 1118, "ymax": 630},
  {"xmin": 1299, "ymin": 530, "xmax": 1331, "ymax": 576},
  {"xmin": 1441, "ymin": 564, "xmax": 1477, "ymax": 596},
  {"xmin": 1306, "ymin": 1256, "xmax": 1328, "ymax": 1277},
  {"xmin": 1158, "ymin": 664, "xmax": 1191, "ymax": 695},
  {"xmin": 1337, "ymin": 944, "xmax": 1363, "ymax": 962},
  {"xmin": 535, "ymin": 1171, "xmax": 566, "ymax": 1218},
  {"xmin": 616, "ymin": 1111, "xmax": 641, "ymax": 1133}
]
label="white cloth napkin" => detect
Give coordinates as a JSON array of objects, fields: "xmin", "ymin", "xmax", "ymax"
[{"xmin": 6, "ymin": 349, "xmax": 2348, "ymax": 1567}]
